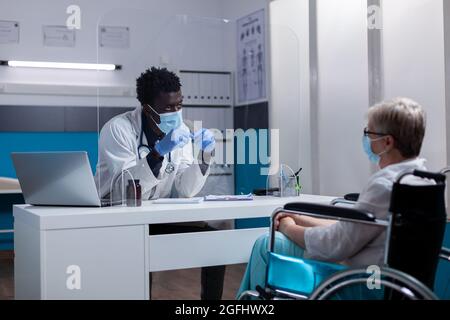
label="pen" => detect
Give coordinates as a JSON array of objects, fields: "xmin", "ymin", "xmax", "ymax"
[
  {"xmin": 293, "ymin": 168, "xmax": 302, "ymax": 194},
  {"xmin": 292, "ymin": 168, "xmax": 303, "ymax": 177}
]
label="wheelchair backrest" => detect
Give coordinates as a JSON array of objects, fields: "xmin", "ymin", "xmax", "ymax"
[{"xmin": 387, "ymin": 170, "xmax": 447, "ymax": 290}]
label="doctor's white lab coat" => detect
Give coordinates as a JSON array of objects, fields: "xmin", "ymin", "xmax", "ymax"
[{"xmin": 94, "ymin": 106, "xmax": 209, "ymax": 202}]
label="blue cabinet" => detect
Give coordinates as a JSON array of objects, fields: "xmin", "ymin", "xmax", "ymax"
[
  {"xmin": 0, "ymin": 194, "xmax": 24, "ymax": 250},
  {"xmin": 0, "ymin": 132, "xmax": 99, "ymax": 251}
]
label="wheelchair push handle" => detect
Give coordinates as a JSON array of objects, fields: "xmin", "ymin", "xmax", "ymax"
[
  {"xmin": 397, "ymin": 170, "xmax": 446, "ymax": 184},
  {"xmin": 413, "ymin": 170, "xmax": 446, "ymax": 182}
]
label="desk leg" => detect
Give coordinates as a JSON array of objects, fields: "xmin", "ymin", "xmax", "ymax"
[
  {"xmin": 14, "ymin": 219, "xmax": 42, "ymax": 299},
  {"xmin": 144, "ymin": 225, "xmax": 150, "ymax": 300}
]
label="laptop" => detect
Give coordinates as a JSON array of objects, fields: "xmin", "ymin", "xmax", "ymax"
[{"xmin": 11, "ymin": 151, "xmax": 107, "ymax": 207}]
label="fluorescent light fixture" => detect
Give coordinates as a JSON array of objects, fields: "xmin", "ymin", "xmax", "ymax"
[{"xmin": 0, "ymin": 60, "xmax": 120, "ymax": 71}]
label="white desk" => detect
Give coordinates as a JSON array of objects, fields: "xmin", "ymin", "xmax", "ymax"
[
  {"xmin": 0, "ymin": 189, "xmax": 22, "ymax": 194},
  {"xmin": 13, "ymin": 194, "xmax": 336, "ymax": 300}
]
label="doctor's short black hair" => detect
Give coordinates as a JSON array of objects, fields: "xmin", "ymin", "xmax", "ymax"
[{"xmin": 136, "ymin": 67, "xmax": 181, "ymax": 105}]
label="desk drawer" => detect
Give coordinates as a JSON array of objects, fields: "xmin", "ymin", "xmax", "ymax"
[{"xmin": 147, "ymin": 227, "xmax": 268, "ymax": 272}]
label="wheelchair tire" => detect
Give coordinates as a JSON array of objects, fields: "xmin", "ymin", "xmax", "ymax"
[{"xmin": 309, "ymin": 267, "xmax": 438, "ymax": 300}]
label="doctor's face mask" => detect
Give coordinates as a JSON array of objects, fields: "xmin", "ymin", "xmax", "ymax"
[{"xmin": 147, "ymin": 104, "xmax": 183, "ymax": 134}]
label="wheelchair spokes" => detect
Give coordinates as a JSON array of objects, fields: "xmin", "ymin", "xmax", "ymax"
[{"xmin": 309, "ymin": 268, "xmax": 438, "ymax": 300}]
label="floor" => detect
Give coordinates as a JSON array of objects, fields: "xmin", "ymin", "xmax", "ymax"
[
  {"xmin": 0, "ymin": 251, "xmax": 13, "ymax": 300},
  {"xmin": 0, "ymin": 250, "xmax": 247, "ymax": 300}
]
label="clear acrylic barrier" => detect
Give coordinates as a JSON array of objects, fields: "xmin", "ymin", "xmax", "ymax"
[{"xmin": 95, "ymin": 8, "xmax": 301, "ymax": 204}]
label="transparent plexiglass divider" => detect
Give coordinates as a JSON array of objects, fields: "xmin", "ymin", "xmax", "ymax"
[{"xmin": 95, "ymin": 7, "xmax": 301, "ymax": 204}]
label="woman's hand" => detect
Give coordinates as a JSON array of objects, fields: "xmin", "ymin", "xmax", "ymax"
[
  {"xmin": 274, "ymin": 212, "xmax": 289, "ymax": 230},
  {"xmin": 274, "ymin": 213, "xmax": 307, "ymax": 248},
  {"xmin": 275, "ymin": 212, "xmax": 334, "ymax": 229},
  {"xmin": 278, "ymin": 217, "xmax": 296, "ymax": 234},
  {"xmin": 274, "ymin": 212, "xmax": 302, "ymax": 229}
]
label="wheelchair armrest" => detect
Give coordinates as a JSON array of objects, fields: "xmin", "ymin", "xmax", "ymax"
[
  {"xmin": 269, "ymin": 203, "xmax": 381, "ymax": 253},
  {"xmin": 344, "ymin": 193, "xmax": 360, "ymax": 202},
  {"xmin": 440, "ymin": 247, "xmax": 450, "ymax": 261},
  {"xmin": 283, "ymin": 202, "xmax": 377, "ymax": 223},
  {"xmin": 331, "ymin": 198, "xmax": 357, "ymax": 206}
]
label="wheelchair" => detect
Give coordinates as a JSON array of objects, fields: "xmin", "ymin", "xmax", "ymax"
[{"xmin": 239, "ymin": 168, "xmax": 450, "ymax": 300}]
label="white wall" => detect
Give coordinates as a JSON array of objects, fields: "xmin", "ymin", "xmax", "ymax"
[
  {"xmin": 0, "ymin": 0, "xmax": 229, "ymax": 107},
  {"xmin": 0, "ymin": 0, "xmax": 270, "ymax": 107},
  {"xmin": 269, "ymin": 0, "xmax": 449, "ymax": 197},
  {"xmin": 270, "ymin": 0, "xmax": 371, "ymax": 196},
  {"xmin": 382, "ymin": 0, "xmax": 447, "ymax": 171},
  {"xmin": 269, "ymin": 0, "xmax": 312, "ymax": 193},
  {"xmin": 3, "ymin": 0, "xmax": 448, "ymax": 195},
  {"xmin": 315, "ymin": 0, "xmax": 371, "ymax": 196}
]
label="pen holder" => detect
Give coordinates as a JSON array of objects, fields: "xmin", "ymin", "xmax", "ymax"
[
  {"xmin": 126, "ymin": 179, "xmax": 142, "ymax": 207},
  {"xmin": 279, "ymin": 176, "xmax": 301, "ymax": 198}
]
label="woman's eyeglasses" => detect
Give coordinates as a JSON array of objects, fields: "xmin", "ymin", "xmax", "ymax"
[{"xmin": 363, "ymin": 127, "xmax": 389, "ymax": 137}]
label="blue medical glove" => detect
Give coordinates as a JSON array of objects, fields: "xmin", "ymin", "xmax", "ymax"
[
  {"xmin": 154, "ymin": 128, "xmax": 190, "ymax": 156},
  {"xmin": 192, "ymin": 128, "xmax": 215, "ymax": 153}
]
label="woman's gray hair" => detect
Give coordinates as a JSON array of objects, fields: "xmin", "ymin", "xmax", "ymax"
[{"xmin": 368, "ymin": 97, "xmax": 426, "ymax": 158}]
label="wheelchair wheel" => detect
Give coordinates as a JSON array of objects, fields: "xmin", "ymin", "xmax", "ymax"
[{"xmin": 309, "ymin": 267, "xmax": 438, "ymax": 300}]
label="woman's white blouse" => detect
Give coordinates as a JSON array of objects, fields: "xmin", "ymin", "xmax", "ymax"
[{"xmin": 304, "ymin": 158, "xmax": 430, "ymax": 267}]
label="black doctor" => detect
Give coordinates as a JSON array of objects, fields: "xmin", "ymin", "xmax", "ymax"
[{"xmin": 94, "ymin": 67, "xmax": 225, "ymax": 300}]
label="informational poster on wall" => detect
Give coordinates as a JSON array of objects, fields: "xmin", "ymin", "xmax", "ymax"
[
  {"xmin": 99, "ymin": 26, "xmax": 130, "ymax": 48},
  {"xmin": 0, "ymin": 21, "xmax": 19, "ymax": 44},
  {"xmin": 237, "ymin": 9, "xmax": 266, "ymax": 104},
  {"xmin": 43, "ymin": 25, "xmax": 75, "ymax": 47}
]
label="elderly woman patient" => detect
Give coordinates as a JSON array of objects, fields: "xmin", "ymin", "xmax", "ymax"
[{"xmin": 237, "ymin": 97, "xmax": 430, "ymax": 297}]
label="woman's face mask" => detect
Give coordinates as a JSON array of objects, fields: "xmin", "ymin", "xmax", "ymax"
[
  {"xmin": 147, "ymin": 105, "xmax": 183, "ymax": 134},
  {"xmin": 362, "ymin": 135, "xmax": 388, "ymax": 164}
]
